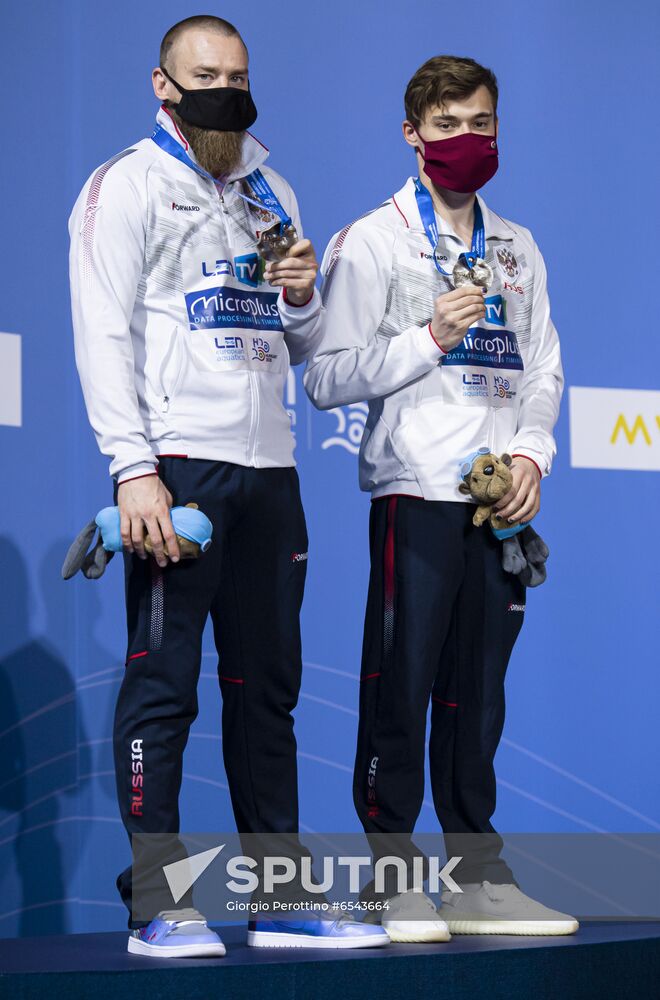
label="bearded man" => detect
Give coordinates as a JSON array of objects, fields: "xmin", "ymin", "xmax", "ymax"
[{"xmin": 69, "ymin": 14, "xmax": 386, "ymax": 957}]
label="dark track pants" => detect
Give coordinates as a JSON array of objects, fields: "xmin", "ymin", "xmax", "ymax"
[
  {"xmin": 111, "ymin": 459, "xmax": 308, "ymax": 926},
  {"xmin": 354, "ymin": 496, "xmax": 526, "ymax": 888}
]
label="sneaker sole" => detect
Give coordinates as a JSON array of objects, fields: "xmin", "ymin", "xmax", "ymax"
[
  {"xmin": 383, "ymin": 926, "xmax": 451, "ymax": 943},
  {"xmin": 445, "ymin": 918, "xmax": 579, "ymax": 936},
  {"xmin": 246, "ymin": 930, "xmax": 389, "ymax": 949},
  {"xmin": 127, "ymin": 937, "xmax": 227, "ymax": 958}
]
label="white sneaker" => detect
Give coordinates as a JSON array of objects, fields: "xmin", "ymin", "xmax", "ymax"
[
  {"xmin": 127, "ymin": 908, "xmax": 226, "ymax": 958},
  {"xmin": 441, "ymin": 881, "xmax": 579, "ymax": 936},
  {"xmin": 381, "ymin": 890, "xmax": 451, "ymax": 943}
]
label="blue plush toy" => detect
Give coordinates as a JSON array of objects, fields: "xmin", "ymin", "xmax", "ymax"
[{"xmin": 61, "ymin": 502, "xmax": 213, "ymax": 580}]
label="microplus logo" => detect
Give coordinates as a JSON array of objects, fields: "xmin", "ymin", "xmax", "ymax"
[
  {"xmin": 186, "ymin": 287, "xmax": 283, "ymax": 333},
  {"xmin": 444, "ymin": 329, "xmax": 523, "ymax": 371}
]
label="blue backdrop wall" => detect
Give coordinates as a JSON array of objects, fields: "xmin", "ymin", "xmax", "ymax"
[{"xmin": 0, "ymin": 0, "xmax": 658, "ymax": 936}]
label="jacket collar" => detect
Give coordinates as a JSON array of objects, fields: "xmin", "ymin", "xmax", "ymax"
[
  {"xmin": 154, "ymin": 105, "xmax": 269, "ymax": 182},
  {"xmin": 392, "ymin": 176, "xmax": 516, "ymax": 242}
]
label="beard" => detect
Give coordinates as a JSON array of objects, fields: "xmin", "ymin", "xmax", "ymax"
[{"xmin": 167, "ymin": 105, "xmax": 245, "ymax": 178}]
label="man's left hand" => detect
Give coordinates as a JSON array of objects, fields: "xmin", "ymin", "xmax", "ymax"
[
  {"xmin": 493, "ymin": 457, "xmax": 541, "ymax": 523},
  {"xmin": 265, "ymin": 239, "xmax": 318, "ymax": 305}
]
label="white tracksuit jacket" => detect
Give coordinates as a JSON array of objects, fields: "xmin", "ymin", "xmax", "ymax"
[
  {"xmin": 69, "ymin": 106, "xmax": 321, "ymax": 483},
  {"xmin": 304, "ymin": 177, "xmax": 564, "ymax": 502}
]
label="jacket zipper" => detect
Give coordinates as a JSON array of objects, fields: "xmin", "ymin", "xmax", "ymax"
[
  {"xmin": 487, "ymin": 405, "xmax": 496, "ymax": 452},
  {"xmin": 159, "ymin": 326, "xmax": 183, "ymax": 413},
  {"xmin": 248, "ymin": 370, "xmax": 260, "ymax": 466},
  {"xmin": 218, "ymin": 182, "xmax": 260, "ymax": 466}
]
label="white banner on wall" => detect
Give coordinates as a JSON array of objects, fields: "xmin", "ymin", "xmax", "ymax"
[
  {"xmin": 569, "ymin": 386, "xmax": 660, "ymax": 472},
  {"xmin": 0, "ymin": 332, "xmax": 21, "ymax": 427}
]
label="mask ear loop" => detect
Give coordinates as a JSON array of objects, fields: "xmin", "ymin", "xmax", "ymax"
[
  {"xmin": 160, "ymin": 66, "xmax": 186, "ymax": 95},
  {"xmin": 411, "ymin": 125, "xmax": 427, "ymax": 161},
  {"xmin": 490, "ymin": 114, "xmax": 499, "ymax": 150}
]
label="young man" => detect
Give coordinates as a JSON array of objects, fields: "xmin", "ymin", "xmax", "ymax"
[
  {"xmin": 69, "ymin": 15, "xmax": 387, "ymax": 956},
  {"xmin": 305, "ymin": 56, "xmax": 577, "ymax": 940}
]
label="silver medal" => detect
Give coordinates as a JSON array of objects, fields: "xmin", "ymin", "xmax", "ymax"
[
  {"xmin": 256, "ymin": 221, "xmax": 299, "ymax": 262},
  {"xmin": 452, "ymin": 256, "xmax": 493, "ymax": 291}
]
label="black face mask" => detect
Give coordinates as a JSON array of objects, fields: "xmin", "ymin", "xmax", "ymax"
[{"xmin": 161, "ymin": 67, "xmax": 257, "ymax": 132}]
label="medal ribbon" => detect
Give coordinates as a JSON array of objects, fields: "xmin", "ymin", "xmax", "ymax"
[
  {"xmin": 151, "ymin": 123, "xmax": 292, "ymax": 227},
  {"xmin": 413, "ymin": 176, "xmax": 485, "ymax": 278}
]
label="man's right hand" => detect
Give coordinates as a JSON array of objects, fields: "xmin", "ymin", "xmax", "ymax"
[
  {"xmin": 430, "ymin": 285, "xmax": 487, "ymax": 353},
  {"xmin": 117, "ymin": 474, "xmax": 180, "ymax": 567}
]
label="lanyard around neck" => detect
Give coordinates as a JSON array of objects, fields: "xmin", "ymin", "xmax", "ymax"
[
  {"xmin": 151, "ymin": 123, "xmax": 291, "ymax": 227},
  {"xmin": 413, "ymin": 177, "xmax": 485, "ymax": 277}
]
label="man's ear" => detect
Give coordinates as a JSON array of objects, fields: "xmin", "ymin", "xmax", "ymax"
[
  {"xmin": 152, "ymin": 66, "xmax": 168, "ymax": 102},
  {"xmin": 501, "ymin": 453, "xmax": 512, "ymax": 466},
  {"xmin": 402, "ymin": 120, "xmax": 421, "ymax": 150},
  {"xmin": 458, "ymin": 481, "xmax": 471, "ymax": 495},
  {"xmin": 153, "ymin": 66, "xmax": 181, "ymax": 104}
]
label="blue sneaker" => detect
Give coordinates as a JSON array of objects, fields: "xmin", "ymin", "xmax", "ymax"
[
  {"xmin": 127, "ymin": 908, "xmax": 226, "ymax": 958},
  {"xmin": 247, "ymin": 910, "xmax": 390, "ymax": 949}
]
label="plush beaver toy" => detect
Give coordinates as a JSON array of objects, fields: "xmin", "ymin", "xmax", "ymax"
[
  {"xmin": 61, "ymin": 502, "xmax": 213, "ymax": 580},
  {"xmin": 458, "ymin": 447, "xmax": 549, "ymax": 587},
  {"xmin": 458, "ymin": 450, "xmax": 519, "ymax": 535}
]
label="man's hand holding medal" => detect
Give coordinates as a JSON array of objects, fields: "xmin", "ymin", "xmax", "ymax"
[
  {"xmin": 241, "ymin": 170, "xmax": 319, "ymax": 305},
  {"xmin": 265, "ymin": 238, "xmax": 319, "ymax": 304},
  {"xmin": 259, "ymin": 223, "xmax": 319, "ymax": 305},
  {"xmin": 430, "ymin": 283, "xmax": 487, "ymax": 353}
]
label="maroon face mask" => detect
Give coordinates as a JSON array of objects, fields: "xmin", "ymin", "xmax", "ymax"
[{"xmin": 418, "ymin": 131, "xmax": 499, "ymax": 193}]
